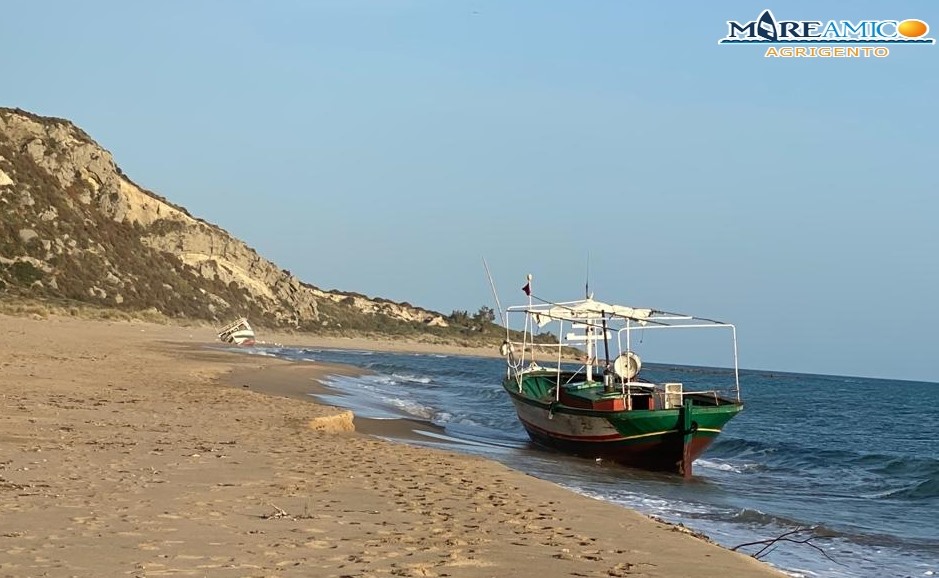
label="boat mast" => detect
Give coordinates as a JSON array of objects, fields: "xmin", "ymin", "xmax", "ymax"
[{"xmin": 601, "ymin": 315, "xmax": 611, "ymax": 369}]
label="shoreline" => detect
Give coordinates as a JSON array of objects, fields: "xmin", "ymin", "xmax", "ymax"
[
  {"xmin": 257, "ymin": 329, "xmax": 574, "ymax": 364},
  {"xmin": 258, "ymin": 329, "xmax": 506, "ymax": 359},
  {"xmin": 220, "ymin": 352, "xmax": 446, "ymax": 441},
  {"xmin": 0, "ymin": 314, "xmax": 786, "ymax": 577}
]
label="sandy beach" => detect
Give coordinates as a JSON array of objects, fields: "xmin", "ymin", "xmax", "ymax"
[{"xmin": 0, "ymin": 314, "xmax": 786, "ymax": 577}]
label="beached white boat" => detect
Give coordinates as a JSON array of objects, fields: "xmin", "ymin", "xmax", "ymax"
[{"xmin": 217, "ymin": 317, "xmax": 256, "ymax": 346}]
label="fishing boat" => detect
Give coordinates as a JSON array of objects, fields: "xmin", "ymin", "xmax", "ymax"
[
  {"xmin": 217, "ymin": 317, "xmax": 257, "ymax": 346},
  {"xmin": 499, "ymin": 275, "xmax": 743, "ymax": 477}
]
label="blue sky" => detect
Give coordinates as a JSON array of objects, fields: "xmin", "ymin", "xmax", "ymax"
[{"xmin": 3, "ymin": 1, "xmax": 937, "ymax": 382}]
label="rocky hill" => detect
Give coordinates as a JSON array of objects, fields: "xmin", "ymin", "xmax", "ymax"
[{"xmin": 0, "ymin": 107, "xmax": 467, "ymax": 338}]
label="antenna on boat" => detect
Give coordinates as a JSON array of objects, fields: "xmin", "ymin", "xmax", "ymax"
[
  {"xmin": 585, "ymin": 251, "xmax": 590, "ymax": 299},
  {"xmin": 584, "ymin": 251, "xmax": 594, "ymax": 300}
]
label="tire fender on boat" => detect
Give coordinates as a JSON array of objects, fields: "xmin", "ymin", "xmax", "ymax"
[{"xmin": 500, "ymin": 341, "xmax": 515, "ymax": 357}]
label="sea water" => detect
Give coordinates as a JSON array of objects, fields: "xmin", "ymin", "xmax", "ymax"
[{"xmin": 235, "ymin": 345, "xmax": 938, "ymax": 578}]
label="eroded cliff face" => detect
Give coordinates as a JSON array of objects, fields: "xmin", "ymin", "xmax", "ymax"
[{"xmin": 0, "ymin": 107, "xmax": 447, "ymax": 330}]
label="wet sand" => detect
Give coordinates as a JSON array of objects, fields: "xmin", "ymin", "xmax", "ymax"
[{"xmin": 0, "ymin": 314, "xmax": 786, "ymax": 577}]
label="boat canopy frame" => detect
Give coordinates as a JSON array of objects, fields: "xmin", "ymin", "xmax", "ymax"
[{"xmin": 502, "ymin": 297, "xmax": 741, "ymax": 404}]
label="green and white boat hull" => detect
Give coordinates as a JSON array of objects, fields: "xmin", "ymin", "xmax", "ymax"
[{"xmin": 503, "ymin": 373, "xmax": 742, "ymax": 475}]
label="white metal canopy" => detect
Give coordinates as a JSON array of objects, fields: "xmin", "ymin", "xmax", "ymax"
[{"xmin": 530, "ymin": 298, "xmax": 654, "ymax": 327}]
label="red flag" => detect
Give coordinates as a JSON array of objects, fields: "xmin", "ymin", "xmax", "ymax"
[{"xmin": 522, "ymin": 282, "xmax": 531, "ymax": 296}]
